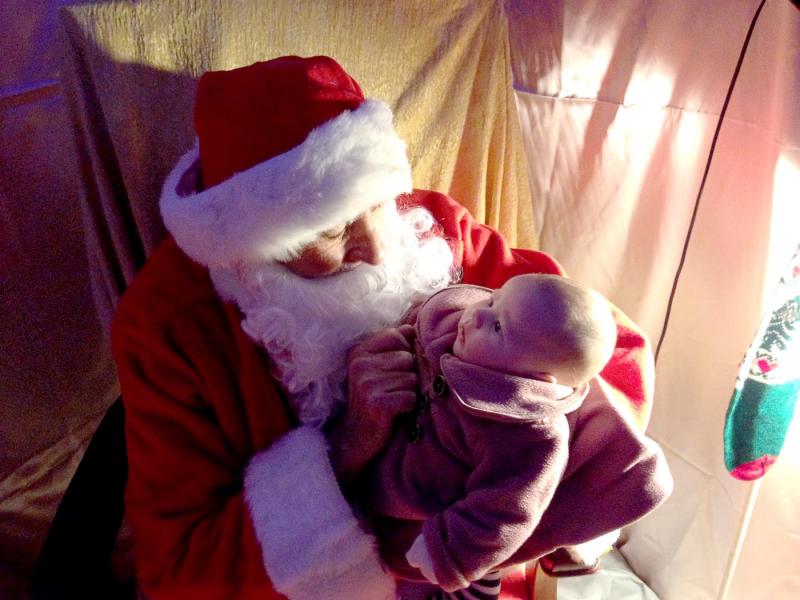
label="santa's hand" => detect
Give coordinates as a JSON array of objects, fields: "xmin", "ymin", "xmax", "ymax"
[{"xmin": 330, "ymin": 325, "xmax": 417, "ymax": 480}]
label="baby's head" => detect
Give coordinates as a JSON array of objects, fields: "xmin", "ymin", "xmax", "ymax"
[{"xmin": 452, "ymin": 274, "xmax": 617, "ymax": 387}]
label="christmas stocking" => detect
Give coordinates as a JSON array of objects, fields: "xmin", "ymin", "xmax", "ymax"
[{"xmin": 724, "ymin": 243, "xmax": 800, "ymax": 480}]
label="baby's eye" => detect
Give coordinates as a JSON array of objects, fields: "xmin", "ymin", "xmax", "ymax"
[{"xmin": 494, "ymin": 320, "xmax": 502, "ymax": 333}]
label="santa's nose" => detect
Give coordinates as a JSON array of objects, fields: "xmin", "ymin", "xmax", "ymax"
[{"xmin": 344, "ymin": 211, "xmax": 384, "ymax": 265}]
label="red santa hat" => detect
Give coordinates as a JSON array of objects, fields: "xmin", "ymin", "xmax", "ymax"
[{"xmin": 160, "ymin": 56, "xmax": 412, "ymax": 268}]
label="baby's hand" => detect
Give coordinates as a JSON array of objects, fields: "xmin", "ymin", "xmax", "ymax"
[{"xmin": 406, "ymin": 534, "xmax": 438, "ymax": 584}]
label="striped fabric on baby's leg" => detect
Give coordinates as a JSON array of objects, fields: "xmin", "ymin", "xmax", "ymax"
[{"xmin": 427, "ymin": 570, "xmax": 501, "ymax": 600}]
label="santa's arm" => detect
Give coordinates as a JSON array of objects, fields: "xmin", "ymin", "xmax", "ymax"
[
  {"xmin": 506, "ymin": 380, "xmax": 673, "ymax": 565},
  {"xmin": 114, "ymin": 306, "xmax": 394, "ymax": 600},
  {"xmin": 115, "ymin": 316, "xmax": 274, "ymax": 598}
]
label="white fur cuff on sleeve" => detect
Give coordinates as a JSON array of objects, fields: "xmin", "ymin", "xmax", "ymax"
[{"xmin": 243, "ymin": 426, "xmax": 396, "ymax": 600}]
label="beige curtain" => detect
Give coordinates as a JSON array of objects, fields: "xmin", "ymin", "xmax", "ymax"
[
  {"xmin": 0, "ymin": 1, "xmax": 119, "ymax": 594},
  {"xmin": 508, "ymin": 1, "xmax": 800, "ymax": 599},
  {"xmin": 2, "ymin": 0, "xmax": 532, "ymax": 595},
  {"xmin": 60, "ymin": 0, "xmax": 533, "ymax": 328}
]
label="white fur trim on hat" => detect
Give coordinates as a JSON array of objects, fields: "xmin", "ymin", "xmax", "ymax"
[
  {"xmin": 160, "ymin": 100, "xmax": 412, "ymax": 268},
  {"xmin": 243, "ymin": 426, "xmax": 396, "ymax": 600}
]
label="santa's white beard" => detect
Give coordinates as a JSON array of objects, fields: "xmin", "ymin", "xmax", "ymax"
[{"xmin": 210, "ymin": 204, "xmax": 455, "ymax": 426}]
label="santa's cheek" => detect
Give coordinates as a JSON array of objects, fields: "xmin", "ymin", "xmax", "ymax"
[
  {"xmin": 284, "ymin": 247, "xmax": 344, "ymax": 278},
  {"xmin": 308, "ymin": 256, "xmax": 341, "ymax": 276}
]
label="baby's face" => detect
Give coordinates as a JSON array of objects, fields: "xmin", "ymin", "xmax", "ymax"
[{"xmin": 452, "ymin": 279, "xmax": 546, "ymax": 379}]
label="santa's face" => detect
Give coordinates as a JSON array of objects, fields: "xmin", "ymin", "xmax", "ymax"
[
  {"xmin": 280, "ymin": 205, "xmax": 386, "ymax": 278},
  {"xmin": 213, "ymin": 203, "xmax": 456, "ymax": 426}
]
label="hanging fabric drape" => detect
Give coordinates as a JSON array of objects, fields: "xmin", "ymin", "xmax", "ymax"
[
  {"xmin": 58, "ymin": 0, "xmax": 532, "ymax": 331},
  {"xmin": 507, "ymin": 1, "xmax": 800, "ymax": 599}
]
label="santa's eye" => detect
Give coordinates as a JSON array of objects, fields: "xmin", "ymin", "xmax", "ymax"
[
  {"xmin": 321, "ymin": 226, "xmax": 347, "ymax": 240},
  {"xmin": 494, "ymin": 320, "xmax": 502, "ymax": 333}
]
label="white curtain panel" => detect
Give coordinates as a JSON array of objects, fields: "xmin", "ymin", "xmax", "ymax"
[{"xmin": 507, "ymin": 1, "xmax": 800, "ymax": 599}]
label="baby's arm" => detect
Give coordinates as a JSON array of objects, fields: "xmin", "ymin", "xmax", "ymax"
[{"xmin": 412, "ymin": 418, "xmax": 569, "ymax": 592}]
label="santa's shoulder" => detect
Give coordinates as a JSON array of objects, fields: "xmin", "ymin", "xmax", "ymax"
[
  {"xmin": 114, "ymin": 236, "xmax": 221, "ymax": 334},
  {"xmin": 399, "ymin": 189, "xmax": 468, "ymax": 225}
]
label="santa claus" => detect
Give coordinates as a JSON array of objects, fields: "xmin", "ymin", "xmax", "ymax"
[{"xmin": 113, "ymin": 55, "xmax": 667, "ymax": 600}]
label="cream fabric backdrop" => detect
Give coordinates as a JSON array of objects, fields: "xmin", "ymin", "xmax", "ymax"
[
  {"xmin": 0, "ymin": 1, "xmax": 119, "ymax": 595},
  {"xmin": 508, "ymin": 1, "xmax": 800, "ymax": 599},
  {"xmin": 2, "ymin": 0, "xmax": 531, "ymax": 596},
  {"xmin": 60, "ymin": 0, "xmax": 533, "ymax": 329}
]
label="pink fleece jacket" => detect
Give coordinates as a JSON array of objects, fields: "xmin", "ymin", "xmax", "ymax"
[{"xmin": 362, "ymin": 285, "xmax": 672, "ymax": 592}]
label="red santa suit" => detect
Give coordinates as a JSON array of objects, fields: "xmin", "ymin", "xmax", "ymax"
[{"xmin": 111, "ymin": 56, "xmax": 663, "ymax": 600}]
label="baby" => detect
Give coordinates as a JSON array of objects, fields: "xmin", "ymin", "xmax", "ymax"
[{"xmin": 359, "ymin": 273, "xmax": 618, "ymax": 598}]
